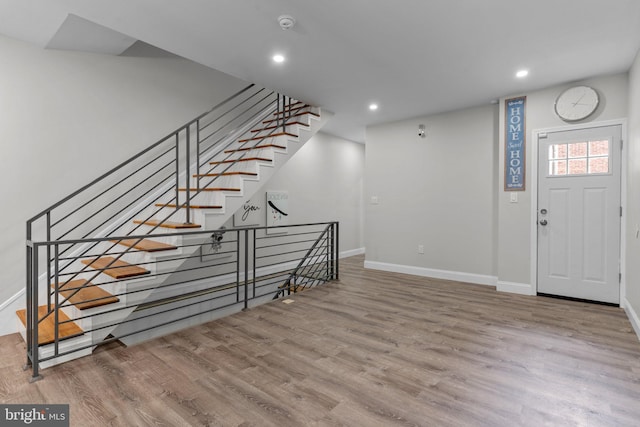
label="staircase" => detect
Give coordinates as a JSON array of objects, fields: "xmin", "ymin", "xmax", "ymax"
[{"xmin": 21, "ymin": 85, "xmax": 331, "ymax": 379}]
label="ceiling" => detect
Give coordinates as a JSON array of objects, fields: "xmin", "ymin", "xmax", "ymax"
[{"xmin": 2, "ymin": 0, "xmax": 640, "ymax": 143}]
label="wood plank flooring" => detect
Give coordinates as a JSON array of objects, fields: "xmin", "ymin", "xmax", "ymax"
[{"xmin": 2, "ymin": 255, "xmax": 640, "ymax": 426}]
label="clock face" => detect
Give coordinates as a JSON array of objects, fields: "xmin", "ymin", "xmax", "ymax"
[{"xmin": 554, "ymin": 86, "xmax": 599, "ymax": 122}]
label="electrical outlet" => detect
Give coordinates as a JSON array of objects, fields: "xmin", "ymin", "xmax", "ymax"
[{"xmin": 418, "ymin": 245, "xmax": 424, "ymax": 254}]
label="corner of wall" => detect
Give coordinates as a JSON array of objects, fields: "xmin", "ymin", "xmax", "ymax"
[
  {"xmin": 0, "ymin": 289, "xmax": 24, "ymax": 337},
  {"xmin": 623, "ymin": 297, "xmax": 640, "ymax": 342}
]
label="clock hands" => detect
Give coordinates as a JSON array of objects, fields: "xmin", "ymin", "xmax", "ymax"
[{"xmin": 572, "ymin": 93, "xmax": 586, "ymax": 107}]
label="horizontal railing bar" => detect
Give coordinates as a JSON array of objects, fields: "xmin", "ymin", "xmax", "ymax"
[
  {"xmin": 50, "ymin": 147, "xmax": 174, "ymax": 230},
  {"xmin": 32, "ymin": 222, "xmax": 337, "ymax": 246},
  {"xmin": 55, "ymin": 161, "xmax": 174, "ymax": 241},
  {"xmin": 256, "ymin": 238, "xmax": 321, "ymax": 251},
  {"xmin": 27, "ymin": 83, "xmax": 256, "ymax": 226},
  {"xmin": 198, "ymin": 88, "xmax": 269, "ymax": 133}
]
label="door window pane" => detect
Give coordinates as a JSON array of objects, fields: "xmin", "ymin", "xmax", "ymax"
[
  {"xmin": 548, "ymin": 140, "xmax": 610, "ymax": 176},
  {"xmin": 589, "ymin": 140, "xmax": 609, "ymax": 156},
  {"xmin": 568, "ymin": 142, "xmax": 587, "ymax": 158},
  {"xmin": 549, "ymin": 160, "xmax": 567, "ymax": 175},
  {"xmin": 589, "ymin": 157, "xmax": 609, "ymax": 174},
  {"xmin": 568, "ymin": 159, "xmax": 587, "ymax": 174}
]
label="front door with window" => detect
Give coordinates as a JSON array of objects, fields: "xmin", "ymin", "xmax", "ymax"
[{"xmin": 537, "ymin": 125, "xmax": 621, "ymax": 304}]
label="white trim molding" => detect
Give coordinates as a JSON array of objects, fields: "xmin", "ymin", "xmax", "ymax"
[
  {"xmin": 364, "ymin": 260, "xmax": 497, "ymax": 287},
  {"xmin": 530, "ymin": 118, "xmax": 628, "ymax": 302},
  {"xmin": 623, "ymin": 298, "xmax": 640, "ymax": 342},
  {"xmin": 0, "ymin": 288, "xmax": 25, "ymax": 337},
  {"xmin": 340, "ymin": 247, "xmax": 365, "ymax": 258},
  {"xmin": 497, "ymin": 280, "xmax": 535, "ymax": 296}
]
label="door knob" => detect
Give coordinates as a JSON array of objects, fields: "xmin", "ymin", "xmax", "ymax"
[{"xmin": 539, "ymin": 219, "xmax": 548, "ymax": 226}]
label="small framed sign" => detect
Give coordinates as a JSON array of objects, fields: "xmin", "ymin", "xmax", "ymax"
[
  {"xmin": 505, "ymin": 96, "xmax": 526, "ymax": 191},
  {"xmin": 233, "ymin": 197, "xmax": 262, "ymax": 227},
  {"xmin": 266, "ymin": 191, "xmax": 289, "ymax": 234}
]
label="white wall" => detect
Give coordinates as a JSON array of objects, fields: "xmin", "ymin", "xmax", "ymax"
[
  {"xmin": 264, "ymin": 132, "xmax": 364, "ymax": 253},
  {"xmin": 0, "ymin": 35, "xmax": 366, "ymax": 337},
  {"xmin": 497, "ymin": 73, "xmax": 629, "ymax": 291},
  {"xmin": 364, "ymin": 104, "xmax": 498, "ymax": 284},
  {"xmin": 625, "ymin": 50, "xmax": 640, "ymax": 336},
  {"xmin": 223, "ymin": 132, "xmax": 365, "ymax": 254},
  {"xmin": 0, "ymin": 34, "xmax": 249, "ymax": 329},
  {"xmin": 363, "ymin": 73, "xmax": 629, "ymax": 292}
]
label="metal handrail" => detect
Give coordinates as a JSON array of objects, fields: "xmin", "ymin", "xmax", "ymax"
[
  {"xmin": 273, "ymin": 224, "xmax": 332, "ymax": 299},
  {"xmin": 26, "ymin": 221, "xmax": 338, "ymax": 381}
]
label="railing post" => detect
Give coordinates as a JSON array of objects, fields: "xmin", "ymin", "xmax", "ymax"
[
  {"xmin": 185, "ymin": 126, "xmax": 191, "ymax": 224},
  {"xmin": 335, "ymin": 222, "xmax": 340, "ymax": 280},
  {"xmin": 53, "ymin": 244, "xmax": 60, "ymax": 356},
  {"xmin": 46, "ymin": 212, "xmax": 52, "ymax": 312},
  {"xmin": 24, "ymin": 242, "xmax": 33, "ymax": 371},
  {"xmin": 30, "ymin": 244, "xmax": 41, "ymax": 381},
  {"xmin": 236, "ymin": 230, "xmax": 241, "ymax": 303},
  {"xmin": 196, "ymin": 119, "xmax": 201, "ymax": 192},
  {"xmin": 282, "ymin": 95, "xmax": 287, "ymax": 133},
  {"xmin": 252, "ymin": 229, "xmax": 256, "ymax": 299},
  {"xmin": 243, "ymin": 230, "xmax": 249, "ymax": 310},
  {"xmin": 175, "ymin": 133, "xmax": 180, "ymax": 211},
  {"xmin": 327, "ymin": 225, "xmax": 331, "ymax": 280}
]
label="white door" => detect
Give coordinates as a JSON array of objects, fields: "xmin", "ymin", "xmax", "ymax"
[{"xmin": 537, "ymin": 125, "xmax": 621, "ymax": 304}]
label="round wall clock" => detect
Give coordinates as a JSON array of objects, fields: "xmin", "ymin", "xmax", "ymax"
[{"xmin": 554, "ymin": 85, "xmax": 599, "ymax": 122}]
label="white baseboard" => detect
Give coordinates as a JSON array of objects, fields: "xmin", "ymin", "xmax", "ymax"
[
  {"xmin": 340, "ymin": 247, "xmax": 365, "ymax": 258},
  {"xmin": 497, "ymin": 280, "xmax": 535, "ymax": 296},
  {"xmin": 623, "ymin": 297, "xmax": 640, "ymax": 342},
  {"xmin": 364, "ymin": 260, "xmax": 497, "ymax": 287},
  {"xmin": 0, "ymin": 288, "xmax": 24, "ymax": 337}
]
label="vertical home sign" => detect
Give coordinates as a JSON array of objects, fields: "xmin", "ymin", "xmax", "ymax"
[{"xmin": 505, "ymin": 96, "xmax": 526, "ymax": 191}]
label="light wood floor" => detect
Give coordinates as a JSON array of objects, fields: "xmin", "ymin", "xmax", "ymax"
[{"xmin": 2, "ymin": 255, "xmax": 640, "ymax": 426}]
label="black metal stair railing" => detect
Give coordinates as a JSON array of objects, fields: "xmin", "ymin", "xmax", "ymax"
[
  {"xmin": 24, "ymin": 83, "xmax": 309, "ymax": 380},
  {"xmin": 25, "ymin": 222, "xmax": 339, "ymax": 381},
  {"xmin": 274, "ymin": 222, "xmax": 339, "ymax": 298}
]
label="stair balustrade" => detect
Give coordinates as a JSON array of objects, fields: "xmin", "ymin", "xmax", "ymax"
[{"xmin": 23, "ymin": 83, "xmax": 329, "ymax": 381}]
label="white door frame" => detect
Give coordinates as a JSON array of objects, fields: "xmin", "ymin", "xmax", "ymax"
[{"xmin": 529, "ymin": 118, "xmax": 627, "ymax": 306}]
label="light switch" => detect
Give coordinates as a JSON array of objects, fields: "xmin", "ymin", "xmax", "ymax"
[
  {"xmin": 371, "ymin": 196, "xmax": 379, "ymax": 205},
  {"xmin": 510, "ymin": 193, "xmax": 518, "ymax": 203}
]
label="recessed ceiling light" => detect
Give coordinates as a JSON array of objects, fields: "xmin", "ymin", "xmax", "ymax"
[
  {"xmin": 516, "ymin": 69, "xmax": 529, "ymax": 78},
  {"xmin": 273, "ymin": 54, "xmax": 285, "ymax": 63},
  {"xmin": 369, "ymin": 103, "xmax": 379, "ymax": 111}
]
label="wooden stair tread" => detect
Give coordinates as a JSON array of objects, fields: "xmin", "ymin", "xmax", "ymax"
[
  {"xmin": 111, "ymin": 238, "xmax": 177, "ymax": 252},
  {"xmin": 193, "ymin": 171, "xmax": 257, "ymax": 177},
  {"xmin": 81, "ymin": 256, "xmax": 150, "ymax": 279},
  {"xmin": 251, "ymin": 121, "xmax": 308, "ymax": 132},
  {"xmin": 53, "ymin": 279, "xmax": 119, "ymax": 310},
  {"xmin": 238, "ymin": 132, "xmax": 297, "ymax": 143},
  {"xmin": 16, "ymin": 306, "xmax": 84, "ymax": 345},
  {"xmin": 263, "ymin": 110, "xmax": 319, "ymax": 124},
  {"xmin": 210, "ymin": 157, "xmax": 272, "ymax": 165},
  {"xmin": 155, "ymin": 203, "xmax": 223, "ymax": 209},
  {"xmin": 273, "ymin": 105, "xmax": 310, "ymax": 115},
  {"xmin": 133, "ymin": 219, "xmax": 201, "ymax": 229},
  {"xmin": 226, "ymin": 144, "xmax": 285, "ymax": 153},
  {"xmin": 178, "ymin": 187, "xmax": 241, "ymax": 192}
]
